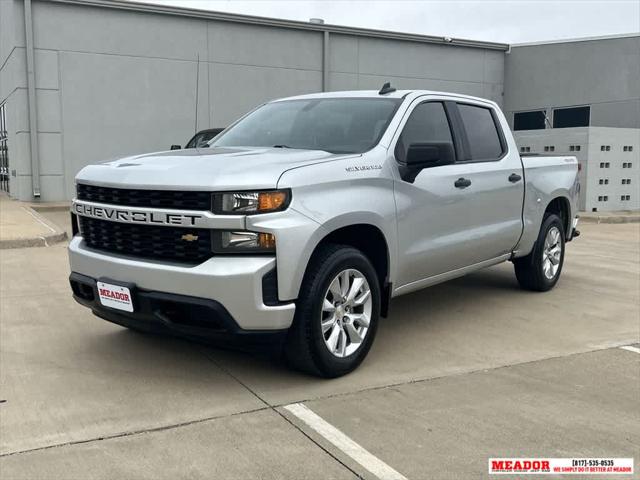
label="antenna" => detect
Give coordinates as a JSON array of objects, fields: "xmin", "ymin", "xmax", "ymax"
[
  {"xmin": 194, "ymin": 53, "xmax": 200, "ymax": 134},
  {"xmin": 378, "ymin": 82, "xmax": 396, "ymax": 95}
]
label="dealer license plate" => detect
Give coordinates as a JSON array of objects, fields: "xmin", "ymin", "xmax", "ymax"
[{"xmin": 97, "ymin": 281, "xmax": 134, "ymax": 312}]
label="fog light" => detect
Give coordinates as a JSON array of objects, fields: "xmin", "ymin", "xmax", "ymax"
[{"xmin": 214, "ymin": 231, "xmax": 276, "ymax": 253}]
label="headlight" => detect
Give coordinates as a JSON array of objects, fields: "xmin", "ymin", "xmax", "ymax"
[
  {"xmin": 213, "ymin": 190, "xmax": 290, "ymax": 214},
  {"xmin": 212, "ymin": 231, "xmax": 276, "ymax": 254}
]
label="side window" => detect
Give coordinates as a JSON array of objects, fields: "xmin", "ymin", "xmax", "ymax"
[
  {"xmin": 457, "ymin": 104, "xmax": 504, "ymax": 161},
  {"xmin": 395, "ymin": 102, "xmax": 453, "ymax": 163}
]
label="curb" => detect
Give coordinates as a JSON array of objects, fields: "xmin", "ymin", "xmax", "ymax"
[{"xmin": 0, "ymin": 206, "xmax": 68, "ymax": 249}]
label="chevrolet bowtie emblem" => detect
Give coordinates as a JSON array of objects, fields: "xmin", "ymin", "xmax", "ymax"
[{"xmin": 181, "ymin": 233, "xmax": 199, "ymax": 242}]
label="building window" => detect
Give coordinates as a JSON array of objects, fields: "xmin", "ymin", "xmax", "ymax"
[
  {"xmin": 601, "ymin": 145, "xmax": 611, "ymax": 151},
  {"xmin": 553, "ymin": 106, "xmax": 590, "ymax": 128},
  {"xmin": 598, "ymin": 196, "xmax": 609, "ymax": 202},
  {"xmin": 623, "ymin": 145, "xmax": 634, "ymax": 152},
  {"xmin": 514, "ymin": 110, "xmax": 546, "ymax": 131},
  {"xmin": 600, "ymin": 162, "xmax": 610, "ymax": 168},
  {"xmin": 520, "ymin": 146, "xmax": 531, "ymax": 153},
  {"xmin": 576, "ymin": 145, "xmax": 581, "ymax": 151},
  {"xmin": 606, "ymin": 162, "xmax": 610, "ymax": 167},
  {"xmin": 621, "ymin": 195, "xmax": 631, "ymax": 201},
  {"xmin": 623, "ymin": 162, "xmax": 632, "ymax": 168},
  {"xmin": 544, "ymin": 145, "xmax": 555, "ymax": 152},
  {"xmin": 599, "ymin": 179, "xmax": 609, "ymax": 185}
]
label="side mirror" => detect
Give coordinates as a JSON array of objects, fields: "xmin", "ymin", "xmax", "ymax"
[
  {"xmin": 399, "ymin": 142, "xmax": 455, "ymax": 183},
  {"xmin": 170, "ymin": 144, "xmax": 181, "ymax": 150}
]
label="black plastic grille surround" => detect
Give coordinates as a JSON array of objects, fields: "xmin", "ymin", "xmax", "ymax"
[
  {"xmin": 79, "ymin": 216, "xmax": 212, "ymax": 264},
  {"xmin": 76, "ymin": 183, "xmax": 211, "ymax": 210}
]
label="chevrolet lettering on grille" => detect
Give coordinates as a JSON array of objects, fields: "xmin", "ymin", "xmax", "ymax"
[{"xmin": 73, "ymin": 201, "xmax": 203, "ymax": 227}]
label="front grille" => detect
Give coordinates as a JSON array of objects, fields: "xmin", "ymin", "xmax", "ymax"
[
  {"xmin": 79, "ymin": 216, "xmax": 212, "ymax": 264},
  {"xmin": 77, "ymin": 184, "xmax": 211, "ymax": 210}
]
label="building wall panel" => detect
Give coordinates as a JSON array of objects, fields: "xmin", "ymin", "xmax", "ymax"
[
  {"xmin": 505, "ymin": 37, "xmax": 640, "ymax": 120},
  {"xmin": 32, "ymin": 1, "xmax": 208, "ymax": 61},
  {"xmin": 207, "ymin": 21, "xmax": 323, "ymax": 71},
  {"xmin": 58, "ymin": 51, "xmax": 201, "ymax": 197}
]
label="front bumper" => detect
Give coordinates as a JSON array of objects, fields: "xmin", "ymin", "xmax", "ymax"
[{"xmin": 68, "ymin": 236, "xmax": 296, "ymax": 331}]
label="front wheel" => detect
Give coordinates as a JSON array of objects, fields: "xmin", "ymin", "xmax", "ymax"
[
  {"xmin": 514, "ymin": 213, "xmax": 565, "ymax": 291},
  {"xmin": 285, "ymin": 244, "xmax": 380, "ymax": 377}
]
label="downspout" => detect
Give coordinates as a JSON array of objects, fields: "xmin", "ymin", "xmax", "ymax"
[
  {"xmin": 24, "ymin": 0, "xmax": 40, "ymax": 197},
  {"xmin": 322, "ymin": 30, "xmax": 329, "ymax": 92}
]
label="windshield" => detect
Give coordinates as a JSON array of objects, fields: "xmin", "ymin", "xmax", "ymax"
[{"xmin": 210, "ymin": 98, "xmax": 402, "ymax": 154}]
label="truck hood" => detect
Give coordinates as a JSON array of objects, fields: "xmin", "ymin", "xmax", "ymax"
[{"xmin": 75, "ymin": 147, "xmax": 354, "ymax": 191}]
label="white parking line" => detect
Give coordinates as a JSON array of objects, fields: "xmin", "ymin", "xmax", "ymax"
[
  {"xmin": 284, "ymin": 402, "xmax": 408, "ymax": 480},
  {"xmin": 619, "ymin": 345, "xmax": 640, "ymax": 354}
]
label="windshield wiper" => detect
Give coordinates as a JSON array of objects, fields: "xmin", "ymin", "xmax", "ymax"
[{"xmin": 272, "ymin": 144, "xmax": 293, "ymax": 149}]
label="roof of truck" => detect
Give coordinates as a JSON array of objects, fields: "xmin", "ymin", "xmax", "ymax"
[{"xmin": 274, "ymin": 89, "xmax": 498, "ymax": 106}]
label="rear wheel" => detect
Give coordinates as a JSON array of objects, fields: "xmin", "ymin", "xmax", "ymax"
[
  {"xmin": 514, "ymin": 213, "xmax": 565, "ymax": 291},
  {"xmin": 285, "ymin": 244, "xmax": 380, "ymax": 377}
]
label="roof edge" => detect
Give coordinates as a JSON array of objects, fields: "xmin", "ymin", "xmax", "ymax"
[
  {"xmin": 42, "ymin": 0, "xmax": 510, "ymax": 51},
  {"xmin": 511, "ymin": 32, "xmax": 640, "ymax": 48}
]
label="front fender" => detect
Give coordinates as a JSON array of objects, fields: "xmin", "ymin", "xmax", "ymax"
[{"xmin": 266, "ymin": 156, "xmax": 397, "ymax": 300}]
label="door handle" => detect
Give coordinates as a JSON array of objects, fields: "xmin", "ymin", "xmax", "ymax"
[
  {"xmin": 509, "ymin": 173, "xmax": 522, "ymax": 183},
  {"xmin": 454, "ymin": 177, "xmax": 472, "ymax": 188}
]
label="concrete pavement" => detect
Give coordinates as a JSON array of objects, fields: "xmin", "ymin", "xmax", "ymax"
[
  {"xmin": 0, "ymin": 222, "xmax": 638, "ymax": 479},
  {"xmin": 0, "ymin": 193, "xmax": 67, "ymax": 248}
]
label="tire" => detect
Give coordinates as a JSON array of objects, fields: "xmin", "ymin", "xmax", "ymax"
[
  {"xmin": 514, "ymin": 213, "xmax": 565, "ymax": 291},
  {"xmin": 285, "ymin": 244, "xmax": 381, "ymax": 377}
]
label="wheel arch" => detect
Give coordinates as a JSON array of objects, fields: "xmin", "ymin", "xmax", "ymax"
[
  {"xmin": 544, "ymin": 196, "xmax": 572, "ymax": 238},
  {"xmin": 305, "ymin": 223, "xmax": 392, "ymax": 317}
]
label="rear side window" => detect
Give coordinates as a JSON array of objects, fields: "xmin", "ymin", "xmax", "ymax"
[
  {"xmin": 395, "ymin": 102, "xmax": 454, "ymax": 163},
  {"xmin": 457, "ymin": 104, "xmax": 504, "ymax": 161}
]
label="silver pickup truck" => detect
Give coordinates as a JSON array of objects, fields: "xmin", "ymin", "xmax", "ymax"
[{"xmin": 69, "ymin": 86, "xmax": 580, "ymax": 377}]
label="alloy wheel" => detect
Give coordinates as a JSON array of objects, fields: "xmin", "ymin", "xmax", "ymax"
[{"xmin": 321, "ymin": 269, "xmax": 373, "ymax": 358}]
